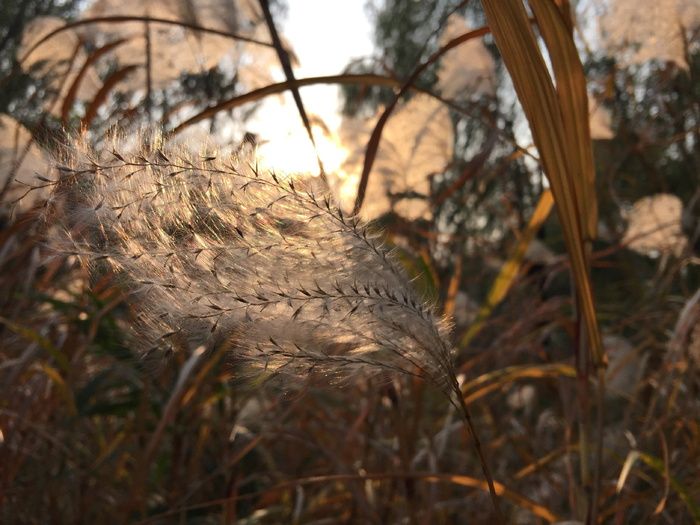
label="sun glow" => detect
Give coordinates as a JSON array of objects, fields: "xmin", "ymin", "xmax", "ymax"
[{"xmin": 253, "ymin": 121, "xmax": 349, "ymax": 178}]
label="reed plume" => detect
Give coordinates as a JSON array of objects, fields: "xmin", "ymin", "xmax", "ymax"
[
  {"xmin": 41, "ymin": 132, "xmax": 502, "ymax": 519},
  {"xmin": 45, "ymin": 134, "xmax": 456, "ymax": 390}
]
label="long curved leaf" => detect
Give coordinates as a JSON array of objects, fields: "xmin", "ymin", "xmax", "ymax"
[
  {"xmin": 19, "ymin": 15, "xmax": 272, "ymax": 66},
  {"xmin": 141, "ymin": 472, "xmax": 561, "ymax": 523},
  {"xmin": 61, "ymin": 38, "xmax": 130, "ymax": 125},
  {"xmin": 82, "ymin": 64, "xmax": 140, "ymax": 128},
  {"xmin": 480, "ymin": 0, "xmax": 604, "ymax": 519},
  {"xmin": 529, "ymin": 0, "xmax": 597, "ymax": 242},
  {"xmin": 461, "ymin": 189, "xmax": 554, "ymax": 347},
  {"xmin": 461, "ymin": 362, "xmax": 576, "ymax": 405},
  {"xmin": 479, "ymin": 0, "xmax": 602, "ymax": 374},
  {"xmin": 168, "ymin": 74, "xmax": 404, "ymax": 135}
]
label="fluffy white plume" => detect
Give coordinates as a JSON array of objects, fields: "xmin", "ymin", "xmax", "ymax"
[
  {"xmin": 437, "ymin": 15, "xmax": 496, "ymax": 99},
  {"xmin": 595, "ymin": 0, "xmax": 700, "ymax": 69},
  {"xmin": 44, "ymin": 133, "xmax": 458, "ymax": 395},
  {"xmin": 623, "ymin": 193, "xmax": 687, "ymax": 257},
  {"xmin": 0, "ymin": 115, "xmax": 52, "ymax": 210},
  {"xmin": 337, "ymin": 94, "xmax": 454, "ymax": 221}
]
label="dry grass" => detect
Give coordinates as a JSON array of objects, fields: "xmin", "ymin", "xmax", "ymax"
[{"xmin": 1, "ymin": 1, "xmax": 699, "ymax": 523}]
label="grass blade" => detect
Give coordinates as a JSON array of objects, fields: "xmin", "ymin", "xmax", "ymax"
[
  {"xmin": 18, "ymin": 15, "xmax": 272, "ymax": 66},
  {"xmin": 460, "ymin": 189, "xmax": 554, "ymax": 347},
  {"xmin": 529, "ymin": 0, "xmax": 597, "ymax": 243},
  {"xmin": 479, "ymin": 0, "xmax": 602, "ymax": 365},
  {"xmin": 81, "ymin": 65, "xmax": 139, "ymax": 128},
  {"xmin": 480, "ymin": 1, "xmax": 604, "ymax": 518},
  {"xmin": 60, "ymin": 38, "xmax": 129, "ymax": 125}
]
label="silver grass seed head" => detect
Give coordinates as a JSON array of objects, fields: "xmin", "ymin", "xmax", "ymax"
[{"xmin": 44, "ymin": 132, "xmax": 459, "ymax": 397}]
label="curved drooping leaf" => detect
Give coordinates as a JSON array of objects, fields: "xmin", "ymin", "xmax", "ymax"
[
  {"xmin": 81, "ymin": 65, "xmax": 140, "ymax": 128},
  {"xmin": 19, "ymin": 17, "xmax": 102, "ymax": 118},
  {"xmin": 481, "ymin": 0, "xmax": 603, "ymax": 367},
  {"xmin": 60, "ymin": 38, "xmax": 130, "ymax": 124}
]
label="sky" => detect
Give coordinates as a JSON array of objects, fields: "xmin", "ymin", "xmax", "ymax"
[
  {"xmin": 282, "ymin": 0, "xmax": 375, "ymax": 128},
  {"xmin": 245, "ymin": 0, "xmax": 375, "ymax": 174}
]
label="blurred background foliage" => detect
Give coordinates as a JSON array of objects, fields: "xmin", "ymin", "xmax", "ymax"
[{"xmin": 1, "ymin": 0, "xmax": 699, "ymax": 523}]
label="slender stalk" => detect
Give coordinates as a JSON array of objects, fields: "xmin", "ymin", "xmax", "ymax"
[
  {"xmin": 591, "ymin": 368, "xmax": 606, "ymax": 524},
  {"xmin": 453, "ymin": 381, "xmax": 504, "ymax": 524},
  {"xmin": 584, "ymin": 241, "xmax": 606, "ymax": 525},
  {"xmin": 574, "ymin": 307, "xmax": 591, "ymax": 519}
]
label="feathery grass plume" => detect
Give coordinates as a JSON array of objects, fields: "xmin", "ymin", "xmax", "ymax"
[
  {"xmin": 41, "ymin": 131, "xmax": 503, "ymax": 520},
  {"xmin": 44, "ymin": 132, "xmax": 457, "ymax": 391}
]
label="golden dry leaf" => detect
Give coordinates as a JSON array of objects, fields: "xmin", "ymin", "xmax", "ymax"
[
  {"xmin": 529, "ymin": 0, "xmax": 597, "ymax": 242},
  {"xmin": 480, "ymin": 0, "xmax": 603, "ymax": 367},
  {"xmin": 461, "ymin": 189, "xmax": 554, "ymax": 347}
]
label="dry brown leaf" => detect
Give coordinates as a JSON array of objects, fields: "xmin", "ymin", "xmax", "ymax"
[{"xmin": 481, "ymin": 0, "xmax": 603, "ymax": 368}]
